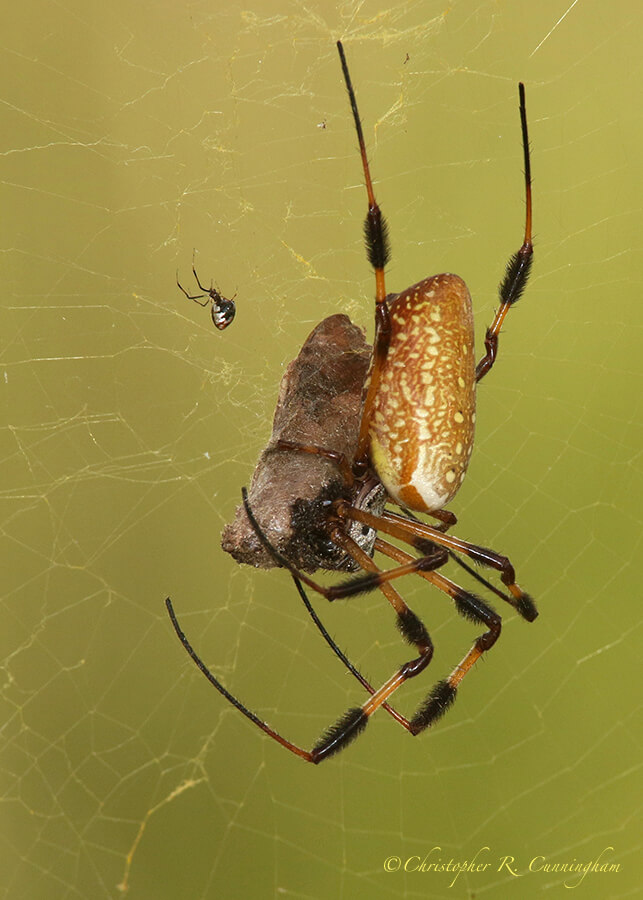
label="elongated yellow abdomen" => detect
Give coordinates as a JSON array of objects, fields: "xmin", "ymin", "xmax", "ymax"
[{"xmin": 369, "ymin": 273, "xmax": 476, "ymax": 513}]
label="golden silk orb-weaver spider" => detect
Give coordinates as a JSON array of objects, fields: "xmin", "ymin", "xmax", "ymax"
[{"xmin": 166, "ymin": 41, "xmax": 538, "ymax": 764}]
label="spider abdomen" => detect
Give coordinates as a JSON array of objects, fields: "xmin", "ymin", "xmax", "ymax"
[{"xmin": 369, "ymin": 273, "xmax": 476, "ymax": 513}]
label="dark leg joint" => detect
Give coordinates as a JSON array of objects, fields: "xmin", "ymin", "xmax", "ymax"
[
  {"xmin": 476, "ymin": 626, "xmax": 501, "ymax": 653},
  {"xmin": 498, "ymin": 557, "xmax": 517, "ymax": 586},
  {"xmin": 416, "ymin": 549, "xmax": 450, "ymax": 572},
  {"xmin": 400, "ymin": 648, "xmax": 433, "ymax": 680}
]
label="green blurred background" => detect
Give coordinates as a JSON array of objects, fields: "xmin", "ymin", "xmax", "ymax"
[{"xmin": 2, "ymin": 0, "xmax": 640, "ymax": 898}]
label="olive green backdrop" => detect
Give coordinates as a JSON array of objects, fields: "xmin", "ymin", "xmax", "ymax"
[{"xmin": 2, "ymin": 1, "xmax": 640, "ymax": 898}]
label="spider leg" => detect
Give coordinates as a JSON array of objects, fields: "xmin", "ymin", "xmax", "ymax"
[
  {"xmin": 446, "ymin": 547, "xmax": 519, "ymax": 606},
  {"xmin": 166, "ymin": 594, "xmax": 406, "ymax": 762},
  {"xmin": 402, "ymin": 512, "xmax": 513, "ymax": 601},
  {"xmin": 165, "ymin": 597, "xmax": 316, "ymax": 761},
  {"xmin": 308, "ymin": 553, "xmax": 499, "ymax": 751},
  {"xmin": 336, "ymin": 41, "xmax": 392, "ymax": 472},
  {"xmin": 331, "ymin": 528, "xmax": 433, "ymax": 654},
  {"xmin": 250, "ymin": 496, "xmax": 533, "ymax": 737},
  {"xmin": 409, "ymin": 606, "xmax": 502, "ymax": 734},
  {"xmin": 330, "ymin": 529, "xmax": 433, "ymax": 719},
  {"xmin": 374, "ymin": 537, "xmax": 502, "ymax": 731},
  {"xmin": 192, "ymin": 269, "xmax": 211, "ymax": 295},
  {"xmin": 189, "ymin": 249, "xmax": 213, "ymax": 295},
  {"xmin": 289, "ymin": 573, "xmax": 412, "ymax": 730},
  {"xmin": 242, "ymin": 488, "xmax": 429, "ymax": 733},
  {"xmin": 425, "ymin": 507, "xmax": 458, "ymax": 531},
  {"xmin": 242, "ymin": 490, "xmax": 505, "ymax": 754},
  {"xmin": 375, "ymin": 536, "xmax": 503, "ymax": 612},
  {"xmin": 339, "ymin": 504, "xmax": 538, "ymax": 622},
  {"xmin": 275, "ymin": 439, "xmax": 354, "ymax": 485},
  {"xmin": 240, "ymin": 487, "xmax": 419, "ymax": 620},
  {"xmin": 476, "ymin": 83, "xmax": 533, "ymax": 382},
  {"xmin": 376, "ymin": 534, "xmax": 522, "ymax": 608},
  {"xmin": 243, "ymin": 488, "xmax": 456, "ymax": 752},
  {"xmin": 241, "ymin": 486, "xmax": 536, "ymax": 624},
  {"xmin": 176, "ymin": 271, "xmax": 209, "ymax": 305},
  {"xmin": 167, "ymin": 494, "xmax": 421, "ymax": 763}
]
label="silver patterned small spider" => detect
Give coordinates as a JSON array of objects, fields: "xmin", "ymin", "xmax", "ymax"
[{"xmin": 176, "ymin": 254, "xmax": 236, "ymax": 330}]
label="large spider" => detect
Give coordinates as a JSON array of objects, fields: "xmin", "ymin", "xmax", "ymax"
[{"xmin": 166, "ymin": 41, "xmax": 537, "ymax": 764}]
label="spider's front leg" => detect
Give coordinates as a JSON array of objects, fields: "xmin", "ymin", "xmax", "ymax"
[{"xmin": 476, "ymin": 83, "xmax": 533, "ymax": 383}]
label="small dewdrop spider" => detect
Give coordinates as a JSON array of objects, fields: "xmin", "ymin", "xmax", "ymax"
[{"xmin": 177, "ymin": 252, "xmax": 236, "ymax": 330}]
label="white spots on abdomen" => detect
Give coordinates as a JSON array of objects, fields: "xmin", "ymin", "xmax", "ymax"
[{"xmin": 369, "ymin": 273, "xmax": 476, "ymax": 513}]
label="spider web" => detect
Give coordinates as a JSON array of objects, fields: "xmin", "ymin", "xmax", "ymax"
[{"xmin": 2, "ymin": 1, "xmax": 641, "ymax": 898}]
